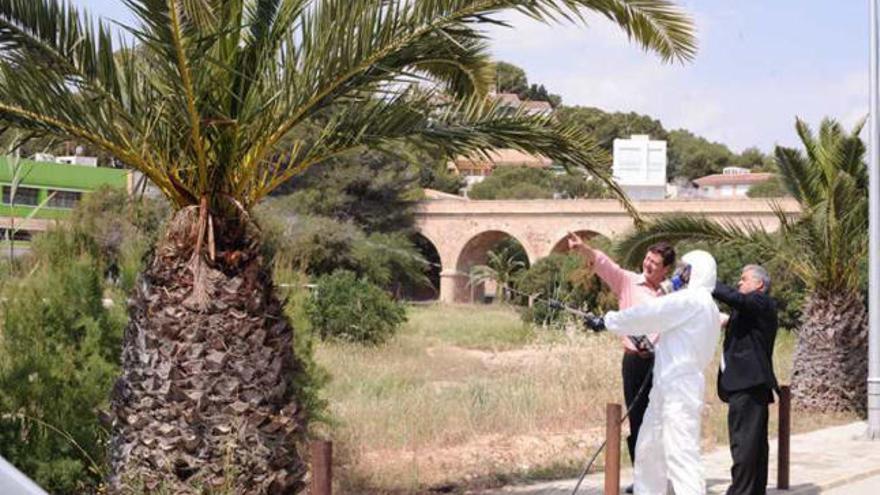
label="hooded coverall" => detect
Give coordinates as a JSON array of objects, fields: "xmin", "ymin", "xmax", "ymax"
[{"xmin": 604, "ymin": 250, "xmax": 721, "ymax": 495}]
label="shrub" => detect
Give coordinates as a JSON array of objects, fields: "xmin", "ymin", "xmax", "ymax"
[
  {"xmin": 0, "ymin": 253, "xmax": 124, "ymax": 494},
  {"xmin": 0, "ymin": 189, "xmax": 163, "ymax": 493},
  {"xmin": 258, "ymin": 209, "xmax": 430, "ymax": 294},
  {"xmin": 307, "ymin": 270, "xmax": 406, "ymax": 345},
  {"xmin": 515, "ymin": 253, "xmax": 616, "ymax": 327}
]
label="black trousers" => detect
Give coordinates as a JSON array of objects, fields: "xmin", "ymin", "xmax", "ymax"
[
  {"xmin": 726, "ymin": 386, "xmax": 772, "ymax": 495},
  {"xmin": 622, "ymin": 352, "xmax": 654, "ymax": 464}
]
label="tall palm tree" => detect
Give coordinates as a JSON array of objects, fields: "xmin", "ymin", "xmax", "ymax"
[
  {"xmin": 0, "ymin": 0, "xmax": 696, "ymax": 492},
  {"xmin": 616, "ymin": 118, "xmax": 869, "ymax": 414}
]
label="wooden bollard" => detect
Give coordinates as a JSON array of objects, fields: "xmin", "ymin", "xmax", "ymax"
[
  {"xmin": 777, "ymin": 385, "xmax": 791, "ymax": 490},
  {"xmin": 605, "ymin": 403, "xmax": 622, "ymax": 495},
  {"xmin": 310, "ymin": 440, "xmax": 332, "ymax": 495}
]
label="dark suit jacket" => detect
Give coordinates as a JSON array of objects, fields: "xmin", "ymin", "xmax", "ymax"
[{"xmin": 713, "ymin": 281, "xmax": 779, "ymax": 403}]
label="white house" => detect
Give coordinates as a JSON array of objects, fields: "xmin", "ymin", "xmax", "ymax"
[
  {"xmin": 693, "ymin": 167, "xmax": 775, "ymax": 198},
  {"xmin": 612, "ymin": 134, "xmax": 667, "ymax": 200}
]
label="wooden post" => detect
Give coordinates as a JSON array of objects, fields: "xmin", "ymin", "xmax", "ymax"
[
  {"xmin": 777, "ymin": 386, "xmax": 791, "ymax": 490},
  {"xmin": 310, "ymin": 440, "xmax": 332, "ymax": 495},
  {"xmin": 605, "ymin": 403, "xmax": 622, "ymax": 495}
]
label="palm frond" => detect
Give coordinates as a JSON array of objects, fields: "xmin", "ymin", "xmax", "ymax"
[
  {"xmin": 774, "ymin": 146, "xmax": 820, "ymax": 206},
  {"xmin": 618, "ymin": 117, "xmax": 868, "ymax": 294},
  {"xmin": 569, "ymin": 0, "xmax": 697, "ymax": 63},
  {"xmin": 0, "ymin": 0, "xmax": 695, "ymax": 215},
  {"xmin": 613, "ymin": 215, "xmax": 781, "ymax": 268}
]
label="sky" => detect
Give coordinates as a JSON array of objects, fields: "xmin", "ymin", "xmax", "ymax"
[{"xmin": 75, "ymin": 0, "xmax": 870, "ymax": 152}]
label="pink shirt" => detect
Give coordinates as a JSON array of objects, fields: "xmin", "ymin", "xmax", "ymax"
[{"xmin": 592, "ymin": 249, "xmax": 660, "ymax": 352}]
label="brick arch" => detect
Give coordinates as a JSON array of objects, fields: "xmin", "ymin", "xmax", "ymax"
[
  {"xmin": 406, "ymin": 232, "xmax": 442, "ymax": 301},
  {"xmin": 455, "ymin": 230, "xmax": 532, "ymax": 273},
  {"xmin": 452, "ymin": 230, "xmax": 531, "ymax": 303}
]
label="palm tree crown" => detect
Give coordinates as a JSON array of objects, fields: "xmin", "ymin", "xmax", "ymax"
[
  {"xmin": 0, "ymin": 0, "xmax": 699, "ymax": 491},
  {"xmin": 0, "ymin": 0, "xmax": 695, "ymax": 215}
]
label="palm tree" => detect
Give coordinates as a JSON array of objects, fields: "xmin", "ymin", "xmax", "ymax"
[
  {"xmin": 0, "ymin": 0, "xmax": 696, "ymax": 491},
  {"xmin": 469, "ymin": 245, "xmax": 527, "ymax": 302},
  {"xmin": 616, "ymin": 118, "xmax": 869, "ymax": 414}
]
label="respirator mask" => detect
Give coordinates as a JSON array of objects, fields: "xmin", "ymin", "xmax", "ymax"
[{"xmin": 658, "ymin": 262, "xmax": 692, "ymax": 295}]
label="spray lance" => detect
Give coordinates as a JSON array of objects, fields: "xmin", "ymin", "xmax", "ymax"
[{"xmin": 545, "ymin": 299, "xmax": 655, "ymax": 354}]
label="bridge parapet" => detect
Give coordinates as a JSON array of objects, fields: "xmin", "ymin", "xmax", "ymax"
[{"xmin": 414, "ymin": 198, "xmax": 800, "ymax": 303}]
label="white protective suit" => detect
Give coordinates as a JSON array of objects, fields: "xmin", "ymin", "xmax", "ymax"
[{"xmin": 604, "ymin": 250, "xmax": 721, "ymax": 495}]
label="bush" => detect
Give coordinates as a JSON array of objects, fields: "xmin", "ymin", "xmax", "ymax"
[
  {"xmin": 515, "ymin": 253, "xmax": 616, "ymax": 327},
  {"xmin": 0, "ymin": 252, "xmax": 124, "ymax": 494},
  {"xmin": 468, "ymin": 166, "xmax": 611, "ymax": 200},
  {"xmin": 0, "ymin": 189, "xmax": 164, "ymax": 493},
  {"xmin": 258, "ymin": 209, "xmax": 430, "ymax": 294},
  {"xmin": 307, "ymin": 270, "xmax": 407, "ymax": 345}
]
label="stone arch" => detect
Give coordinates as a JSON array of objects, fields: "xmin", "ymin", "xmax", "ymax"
[
  {"xmin": 455, "ymin": 230, "xmax": 530, "ymax": 303},
  {"xmin": 399, "ymin": 232, "xmax": 442, "ymax": 301},
  {"xmin": 549, "ymin": 229, "xmax": 607, "ymax": 255}
]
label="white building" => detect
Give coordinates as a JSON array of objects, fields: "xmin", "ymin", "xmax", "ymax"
[
  {"xmin": 612, "ymin": 134, "xmax": 668, "ymax": 200},
  {"xmin": 693, "ymin": 167, "xmax": 775, "ymax": 198},
  {"xmin": 32, "ymin": 151, "xmax": 98, "ymax": 167}
]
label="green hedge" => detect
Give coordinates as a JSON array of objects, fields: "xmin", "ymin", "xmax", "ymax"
[{"xmin": 307, "ymin": 270, "xmax": 407, "ymax": 345}]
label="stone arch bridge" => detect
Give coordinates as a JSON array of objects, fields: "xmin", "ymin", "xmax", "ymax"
[{"xmin": 413, "ymin": 198, "xmax": 800, "ymax": 303}]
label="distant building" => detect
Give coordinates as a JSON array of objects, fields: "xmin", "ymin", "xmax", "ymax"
[
  {"xmin": 0, "ymin": 155, "xmax": 130, "ymax": 243},
  {"xmin": 693, "ymin": 167, "xmax": 775, "ymax": 198},
  {"xmin": 448, "ymin": 91, "xmax": 554, "ymax": 190},
  {"xmin": 612, "ymin": 134, "xmax": 667, "ymax": 200},
  {"xmin": 449, "ymin": 149, "xmax": 553, "ymax": 187}
]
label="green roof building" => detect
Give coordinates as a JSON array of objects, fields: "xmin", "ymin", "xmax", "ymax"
[{"xmin": 1, "ymin": 156, "xmax": 130, "ymax": 240}]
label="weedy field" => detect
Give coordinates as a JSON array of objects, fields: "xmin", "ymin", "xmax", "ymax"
[{"xmin": 315, "ymin": 304, "xmax": 856, "ymax": 494}]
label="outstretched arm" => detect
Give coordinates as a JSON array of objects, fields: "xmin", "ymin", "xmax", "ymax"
[
  {"xmin": 604, "ymin": 291, "xmax": 700, "ymax": 336},
  {"xmin": 567, "ymin": 233, "xmax": 630, "ymax": 295}
]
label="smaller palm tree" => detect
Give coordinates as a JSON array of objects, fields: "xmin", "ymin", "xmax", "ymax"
[
  {"xmin": 615, "ymin": 117, "xmax": 869, "ymax": 413},
  {"xmin": 469, "ymin": 245, "xmax": 527, "ymax": 303}
]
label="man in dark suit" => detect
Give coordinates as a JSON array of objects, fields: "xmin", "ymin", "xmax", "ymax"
[{"xmin": 713, "ymin": 264, "xmax": 779, "ymax": 495}]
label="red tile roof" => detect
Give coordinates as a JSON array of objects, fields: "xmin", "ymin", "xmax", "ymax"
[
  {"xmin": 450, "ymin": 149, "xmax": 552, "ymax": 172},
  {"xmin": 495, "ymin": 93, "xmax": 522, "ymax": 106},
  {"xmin": 520, "ymin": 100, "xmax": 553, "ymax": 112},
  {"xmin": 693, "ymin": 172, "xmax": 775, "ymax": 186}
]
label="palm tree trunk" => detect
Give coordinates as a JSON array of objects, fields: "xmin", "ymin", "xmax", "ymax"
[
  {"xmin": 109, "ymin": 208, "xmax": 307, "ymax": 494},
  {"xmin": 791, "ymin": 290, "xmax": 868, "ymax": 414}
]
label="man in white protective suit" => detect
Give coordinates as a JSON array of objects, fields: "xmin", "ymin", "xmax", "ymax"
[{"xmin": 583, "ymin": 250, "xmax": 721, "ymax": 495}]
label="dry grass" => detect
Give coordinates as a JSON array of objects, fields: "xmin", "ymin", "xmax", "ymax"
[{"xmin": 315, "ymin": 304, "xmax": 857, "ymax": 494}]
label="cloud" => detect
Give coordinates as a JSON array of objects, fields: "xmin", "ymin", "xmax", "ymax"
[{"xmin": 485, "ymin": 8, "xmax": 868, "ymax": 153}]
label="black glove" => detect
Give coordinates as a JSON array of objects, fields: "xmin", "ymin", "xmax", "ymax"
[
  {"xmin": 583, "ymin": 313, "xmax": 605, "ymax": 332},
  {"xmin": 629, "ymin": 335, "xmax": 655, "ymax": 355}
]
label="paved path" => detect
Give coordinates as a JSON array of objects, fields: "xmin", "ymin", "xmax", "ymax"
[
  {"xmin": 823, "ymin": 473, "xmax": 880, "ymax": 495},
  {"xmin": 479, "ymin": 422, "xmax": 880, "ymax": 495}
]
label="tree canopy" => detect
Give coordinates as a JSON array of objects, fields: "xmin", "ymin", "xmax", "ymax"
[{"xmin": 468, "ymin": 165, "xmax": 610, "ymax": 200}]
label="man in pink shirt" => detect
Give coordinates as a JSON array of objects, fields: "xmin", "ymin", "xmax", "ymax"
[{"xmin": 568, "ymin": 234, "xmax": 676, "ymax": 493}]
